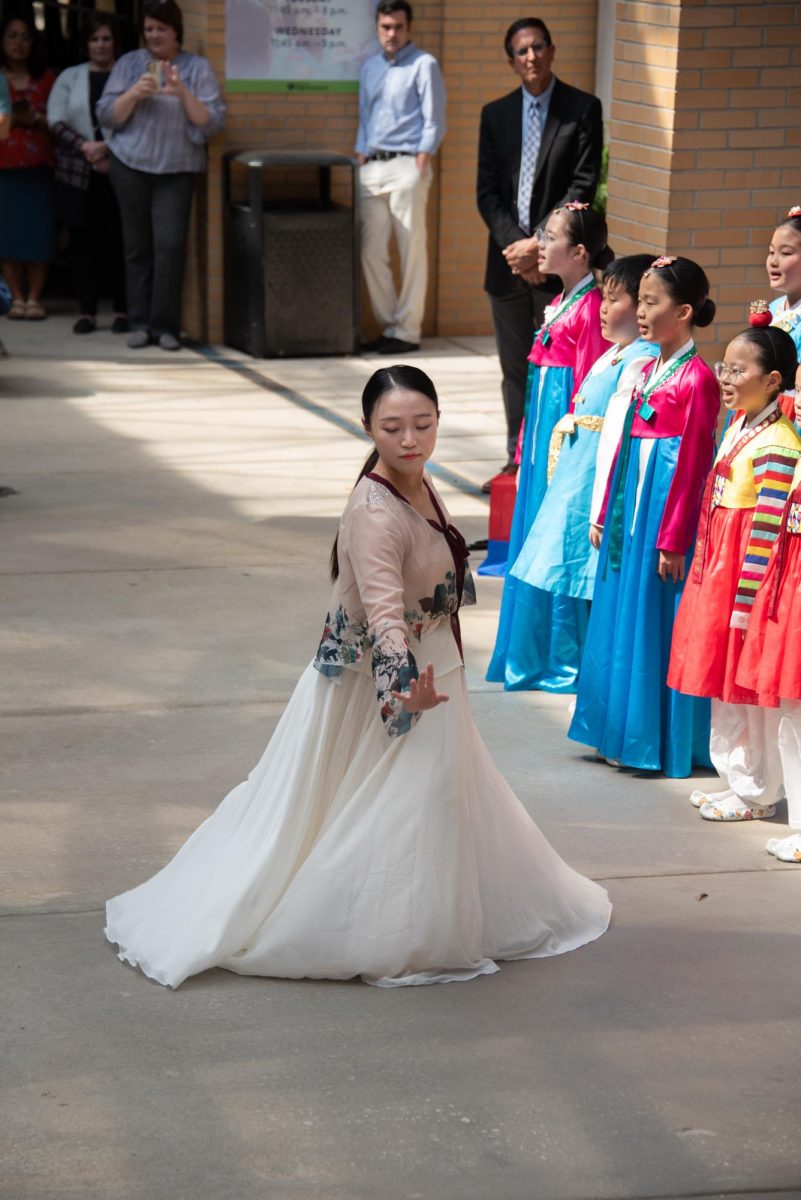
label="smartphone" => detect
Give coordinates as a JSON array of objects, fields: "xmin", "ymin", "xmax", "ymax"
[{"xmin": 145, "ymin": 59, "xmax": 163, "ymax": 87}]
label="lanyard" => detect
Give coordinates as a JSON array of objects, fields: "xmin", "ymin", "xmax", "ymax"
[
  {"xmin": 604, "ymin": 348, "xmax": 696, "ymax": 573},
  {"xmin": 538, "ymin": 280, "xmax": 596, "ymax": 348},
  {"xmin": 635, "ymin": 346, "xmax": 696, "ymax": 421}
]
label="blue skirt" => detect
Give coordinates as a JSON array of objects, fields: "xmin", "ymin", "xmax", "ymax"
[
  {"xmin": 567, "ymin": 435, "xmax": 711, "ymax": 777},
  {"xmin": 487, "ymin": 364, "xmax": 589, "ymax": 693},
  {"xmin": 0, "ymin": 166, "xmax": 55, "ymax": 261}
]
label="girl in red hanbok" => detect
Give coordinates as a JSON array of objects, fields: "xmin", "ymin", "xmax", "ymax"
[
  {"xmin": 667, "ymin": 326, "xmax": 801, "ymax": 820},
  {"xmin": 737, "ymin": 361, "xmax": 801, "ymax": 860}
]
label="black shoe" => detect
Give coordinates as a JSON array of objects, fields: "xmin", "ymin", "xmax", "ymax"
[
  {"xmin": 377, "ymin": 337, "xmax": 420, "ymax": 354},
  {"xmin": 361, "ymin": 336, "xmax": 388, "ymax": 353},
  {"xmin": 481, "ymin": 462, "xmax": 518, "ymax": 495},
  {"xmin": 73, "ymin": 316, "xmax": 96, "ymax": 335},
  {"xmin": 111, "ymin": 315, "xmax": 130, "ymax": 334}
]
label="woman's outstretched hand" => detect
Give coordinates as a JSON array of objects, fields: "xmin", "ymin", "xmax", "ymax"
[{"xmin": 391, "ymin": 663, "xmax": 449, "ymax": 712}]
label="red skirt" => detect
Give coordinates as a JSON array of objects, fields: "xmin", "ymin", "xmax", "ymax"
[
  {"xmin": 736, "ymin": 532, "xmax": 801, "ymax": 705},
  {"xmin": 667, "ymin": 506, "xmax": 757, "ymax": 704}
]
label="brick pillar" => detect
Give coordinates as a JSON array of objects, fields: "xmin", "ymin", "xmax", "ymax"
[{"xmin": 607, "ymin": 0, "xmax": 801, "ymax": 356}]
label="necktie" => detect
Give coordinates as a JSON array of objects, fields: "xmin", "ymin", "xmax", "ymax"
[{"xmin": 517, "ymin": 97, "xmax": 540, "ymax": 235}]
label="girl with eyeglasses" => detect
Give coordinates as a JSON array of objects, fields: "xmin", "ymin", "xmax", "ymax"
[
  {"xmin": 736, "ymin": 367, "xmax": 801, "ymax": 862},
  {"xmin": 667, "ymin": 325, "xmax": 801, "ymax": 818},
  {"xmin": 487, "ymin": 202, "xmax": 611, "ymax": 693},
  {"xmin": 568, "ymin": 256, "xmax": 720, "ymax": 777}
]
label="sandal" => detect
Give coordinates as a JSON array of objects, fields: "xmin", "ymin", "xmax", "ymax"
[
  {"xmin": 24, "ymin": 299, "xmax": 46, "ymax": 320},
  {"xmin": 7, "ymin": 299, "xmax": 25, "ymax": 319}
]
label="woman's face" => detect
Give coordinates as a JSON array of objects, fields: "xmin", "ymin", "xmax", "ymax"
[
  {"xmin": 3, "ymin": 20, "xmax": 32, "ymax": 67},
  {"xmin": 88, "ymin": 26, "xmax": 115, "ymax": 69},
  {"xmin": 766, "ymin": 224, "xmax": 801, "ymax": 300},
  {"xmin": 717, "ymin": 336, "xmax": 780, "ymax": 417},
  {"xmin": 143, "ymin": 18, "xmax": 179, "ymax": 60},
  {"xmin": 537, "ymin": 210, "xmax": 584, "ymax": 278},
  {"xmin": 636, "ymin": 272, "xmax": 691, "ymax": 347},
  {"xmin": 365, "ymin": 388, "xmax": 439, "ymax": 476}
]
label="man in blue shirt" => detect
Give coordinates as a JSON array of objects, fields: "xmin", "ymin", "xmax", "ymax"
[{"xmin": 356, "ymin": 0, "xmax": 446, "ymax": 354}]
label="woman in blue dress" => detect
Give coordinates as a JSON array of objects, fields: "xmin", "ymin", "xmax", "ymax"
[
  {"xmin": 568, "ymin": 256, "xmax": 721, "ymax": 778},
  {"xmin": 510, "ymin": 254, "xmax": 657, "ymax": 605},
  {"xmin": 487, "ymin": 203, "xmax": 611, "ymax": 692}
]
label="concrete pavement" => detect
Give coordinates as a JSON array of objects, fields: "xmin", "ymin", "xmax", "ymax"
[{"xmin": 2, "ymin": 313, "xmax": 800, "ymax": 1200}]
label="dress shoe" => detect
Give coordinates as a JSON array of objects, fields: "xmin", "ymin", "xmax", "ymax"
[
  {"xmin": 73, "ymin": 316, "xmax": 96, "ymax": 335},
  {"xmin": 127, "ymin": 330, "xmax": 150, "ymax": 349},
  {"xmin": 361, "ymin": 336, "xmax": 387, "ymax": 353},
  {"xmin": 377, "ymin": 336, "xmax": 420, "ymax": 354},
  {"xmin": 481, "ymin": 462, "xmax": 518, "ymax": 495},
  {"xmin": 158, "ymin": 332, "xmax": 181, "ymax": 351}
]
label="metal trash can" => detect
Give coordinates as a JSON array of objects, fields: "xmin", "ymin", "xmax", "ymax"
[{"xmin": 223, "ymin": 150, "xmax": 360, "ymax": 358}]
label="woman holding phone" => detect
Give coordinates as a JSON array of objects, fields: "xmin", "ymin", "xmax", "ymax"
[{"xmin": 96, "ymin": 0, "xmax": 225, "ymax": 351}]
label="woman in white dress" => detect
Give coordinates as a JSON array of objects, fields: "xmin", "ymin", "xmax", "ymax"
[{"xmin": 106, "ymin": 366, "xmax": 611, "ymax": 988}]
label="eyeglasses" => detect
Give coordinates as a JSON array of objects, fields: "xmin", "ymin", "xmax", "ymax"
[
  {"xmin": 514, "ymin": 42, "xmax": 549, "ymax": 57},
  {"xmin": 714, "ymin": 363, "xmax": 747, "ymax": 382},
  {"xmin": 534, "ymin": 227, "xmax": 556, "ymax": 244}
]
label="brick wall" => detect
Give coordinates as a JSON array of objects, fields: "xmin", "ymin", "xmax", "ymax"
[
  {"xmin": 607, "ymin": 0, "xmax": 801, "ymax": 357},
  {"xmin": 178, "ymin": 0, "xmax": 799, "ymax": 353},
  {"xmin": 178, "ymin": 0, "xmax": 599, "ymax": 343},
  {"xmin": 178, "ymin": 0, "xmax": 443, "ymax": 343}
]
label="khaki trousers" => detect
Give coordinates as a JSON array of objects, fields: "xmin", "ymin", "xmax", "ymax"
[{"xmin": 359, "ymin": 155, "xmax": 431, "ymax": 344}]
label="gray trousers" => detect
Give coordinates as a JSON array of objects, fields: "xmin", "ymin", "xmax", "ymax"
[
  {"xmin": 490, "ymin": 282, "xmax": 556, "ymax": 461},
  {"xmin": 109, "ymin": 157, "xmax": 196, "ymax": 338}
]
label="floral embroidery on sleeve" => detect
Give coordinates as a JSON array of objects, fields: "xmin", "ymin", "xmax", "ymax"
[
  {"xmin": 375, "ymin": 645, "xmax": 420, "ymax": 738},
  {"xmin": 314, "ymin": 604, "xmax": 369, "ymax": 677}
]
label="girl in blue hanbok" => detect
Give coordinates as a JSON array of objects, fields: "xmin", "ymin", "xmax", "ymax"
[
  {"xmin": 510, "ymin": 254, "xmax": 657, "ymax": 606},
  {"xmin": 766, "ymin": 206, "xmax": 801, "ymax": 423},
  {"xmin": 568, "ymin": 256, "xmax": 721, "ymax": 778},
  {"xmin": 487, "ymin": 203, "xmax": 611, "ymax": 692}
]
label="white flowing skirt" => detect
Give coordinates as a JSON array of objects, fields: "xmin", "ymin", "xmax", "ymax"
[{"xmin": 106, "ymin": 661, "xmax": 611, "ymax": 988}]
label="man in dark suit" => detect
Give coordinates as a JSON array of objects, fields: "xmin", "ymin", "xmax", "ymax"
[{"xmin": 477, "ymin": 17, "xmax": 603, "ymax": 489}]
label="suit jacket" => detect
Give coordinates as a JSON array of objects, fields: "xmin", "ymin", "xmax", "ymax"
[{"xmin": 477, "ymin": 78, "xmax": 603, "ymax": 296}]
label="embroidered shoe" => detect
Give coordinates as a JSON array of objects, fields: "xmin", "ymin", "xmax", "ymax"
[
  {"xmin": 690, "ymin": 786, "xmax": 735, "ymax": 809},
  {"xmin": 766, "ymin": 834, "xmax": 801, "ymax": 862},
  {"xmin": 699, "ymin": 796, "xmax": 777, "ymax": 822}
]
